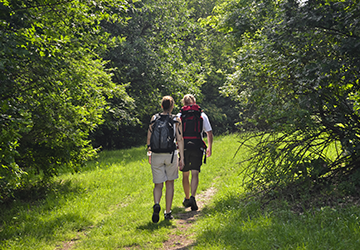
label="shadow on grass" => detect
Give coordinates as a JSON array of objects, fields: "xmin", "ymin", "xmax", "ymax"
[
  {"xmin": 172, "ymin": 206, "xmax": 200, "ymax": 221},
  {"xmin": 0, "ymin": 211, "xmax": 92, "ymax": 244},
  {"xmin": 137, "ymin": 220, "xmax": 177, "ymax": 231},
  {"xmin": 0, "ymin": 179, "xmax": 90, "ymax": 244},
  {"xmin": 192, "ymin": 193, "xmax": 284, "ymax": 249},
  {"xmin": 136, "ymin": 206, "xmax": 198, "ymax": 232}
]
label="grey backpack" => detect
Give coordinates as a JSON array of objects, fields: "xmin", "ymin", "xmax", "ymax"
[{"xmin": 149, "ymin": 114, "xmax": 177, "ymax": 154}]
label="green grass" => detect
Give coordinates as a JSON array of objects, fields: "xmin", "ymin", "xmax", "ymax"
[{"xmin": 1, "ymin": 134, "xmax": 360, "ymax": 249}]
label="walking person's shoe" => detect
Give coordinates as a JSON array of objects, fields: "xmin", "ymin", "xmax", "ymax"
[
  {"xmin": 189, "ymin": 196, "xmax": 198, "ymax": 211},
  {"xmin": 152, "ymin": 203, "xmax": 161, "ymax": 223},
  {"xmin": 164, "ymin": 211, "xmax": 174, "ymax": 220},
  {"xmin": 182, "ymin": 198, "xmax": 191, "ymax": 208}
]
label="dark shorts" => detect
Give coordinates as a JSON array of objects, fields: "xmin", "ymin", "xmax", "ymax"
[{"xmin": 181, "ymin": 148, "xmax": 204, "ymax": 172}]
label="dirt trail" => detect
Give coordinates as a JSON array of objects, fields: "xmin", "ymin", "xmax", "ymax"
[{"xmin": 162, "ymin": 186, "xmax": 217, "ymax": 250}]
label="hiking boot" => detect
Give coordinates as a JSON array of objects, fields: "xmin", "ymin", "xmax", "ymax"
[
  {"xmin": 164, "ymin": 211, "xmax": 174, "ymax": 220},
  {"xmin": 152, "ymin": 203, "xmax": 161, "ymax": 223},
  {"xmin": 182, "ymin": 198, "xmax": 191, "ymax": 208},
  {"xmin": 189, "ymin": 196, "xmax": 198, "ymax": 211}
]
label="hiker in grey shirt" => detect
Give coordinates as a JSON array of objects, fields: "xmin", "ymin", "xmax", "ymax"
[{"xmin": 147, "ymin": 95, "xmax": 184, "ymax": 222}]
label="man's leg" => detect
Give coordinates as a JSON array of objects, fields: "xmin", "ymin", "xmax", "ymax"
[
  {"xmin": 165, "ymin": 180, "xmax": 174, "ymax": 213},
  {"xmin": 190, "ymin": 170, "xmax": 199, "ymax": 197},
  {"xmin": 152, "ymin": 183, "xmax": 163, "ymax": 223},
  {"xmin": 189, "ymin": 170, "xmax": 199, "ymax": 211},
  {"xmin": 182, "ymin": 171, "xmax": 191, "ymax": 199},
  {"xmin": 153, "ymin": 183, "xmax": 163, "ymax": 203}
]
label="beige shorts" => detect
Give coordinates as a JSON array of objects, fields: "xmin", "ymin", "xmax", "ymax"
[{"xmin": 151, "ymin": 151, "xmax": 178, "ymax": 183}]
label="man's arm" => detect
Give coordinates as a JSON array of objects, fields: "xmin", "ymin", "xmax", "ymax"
[
  {"xmin": 175, "ymin": 118, "xmax": 184, "ymax": 170},
  {"xmin": 205, "ymin": 130, "xmax": 213, "ymax": 157},
  {"xmin": 147, "ymin": 116, "xmax": 155, "ymax": 150}
]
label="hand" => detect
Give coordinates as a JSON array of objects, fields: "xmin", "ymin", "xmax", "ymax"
[
  {"xmin": 206, "ymin": 148, "xmax": 212, "ymax": 157},
  {"xmin": 147, "ymin": 151, "xmax": 151, "ymax": 164},
  {"xmin": 178, "ymin": 159, "xmax": 184, "ymax": 171}
]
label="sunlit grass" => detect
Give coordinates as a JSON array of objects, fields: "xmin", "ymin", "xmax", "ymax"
[{"xmin": 1, "ymin": 134, "xmax": 360, "ymax": 249}]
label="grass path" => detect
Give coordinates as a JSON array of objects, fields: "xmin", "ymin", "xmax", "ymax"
[
  {"xmin": 2, "ymin": 134, "xmax": 360, "ymax": 249},
  {"xmin": 0, "ymin": 134, "xmax": 238, "ymax": 250},
  {"xmin": 162, "ymin": 185, "xmax": 217, "ymax": 250},
  {"xmin": 59, "ymin": 184, "xmax": 217, "ymax": 250}
]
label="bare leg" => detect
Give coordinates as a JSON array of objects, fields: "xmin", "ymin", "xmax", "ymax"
[
  {"xmin": 153, "ymin": 183, "xmax": 163, "ymax": 204},
  {"xmin": 182, "ymin": 171, "xmax": 190, "ymax": 199},
  {"xmin": 165, "ymin": 180, "xmax": 174, "ymax": 213},
  {"xmin": 191, "ymin": 170, "xmax": 199, "ymax": 197}
]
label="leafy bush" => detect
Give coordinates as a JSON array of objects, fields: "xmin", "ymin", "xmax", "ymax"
[
  {"xmin": 0, "ymin": 0, "xmax": 134, "ymax": 200},
  {"xmin": 212, "ymin": 0, "xmax": 360, "ymax": 194}
]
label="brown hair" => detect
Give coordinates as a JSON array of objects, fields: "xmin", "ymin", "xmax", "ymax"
[
  {"xmin": 161, "ymin": 96, "xmax": 174, "ymax": 112},
  {"xmin": 182, "ymin": 94, "xmax": 196, "ymax": 106}
]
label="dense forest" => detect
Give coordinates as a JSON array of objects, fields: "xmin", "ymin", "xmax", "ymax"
[{"xmin": 1, "ymin": 0, "xmax": 360, "ymax": 201}]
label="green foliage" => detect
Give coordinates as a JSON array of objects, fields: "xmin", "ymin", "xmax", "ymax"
[
  {"xmin": 201, "ymin": 81, "xmax": 240, "ymax": 135},
  {"xmin": 92, "ymin": 0, "xmax": 240, "ymax": 148},
  {"xmin": 197, "ymin": 1, "xmax": 242, "ymax": 135},
  {"xmin": 0, "ymin": 0, "xmax": 134, "ymax": 200},
  {"xmin": 91, "ymin": 0, "xmax": 208, "ymax": 149},
  {"xmin": 211, "ymin": 0, "xmax": 360, "ymax": 193}
]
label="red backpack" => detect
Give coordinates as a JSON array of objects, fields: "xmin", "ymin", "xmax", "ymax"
[{"xmin": 180, "ymin": 104, "xmax": 207, "ymax": 163}]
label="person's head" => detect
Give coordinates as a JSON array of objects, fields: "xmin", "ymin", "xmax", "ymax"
[
  {"xmin": 182, "ymin": 94, "xmax": 196, "ymax": 106},
  {"xmin": 161, "ymin": 96, "xmax": 174, "ymax": 112}
]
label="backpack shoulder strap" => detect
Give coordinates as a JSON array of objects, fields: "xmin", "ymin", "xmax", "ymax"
[
  {"xmin": 150, "ymin": 113, "xmax": 161, "ymax": 124},
  {"xmin": 169, "ymin": 114, "xmax": 179, "ymax": 124},
  {"xmin": 194, "ymin": 104, "xmax": 202, "ymax": 112},
  {"xmin": 158, "ymin": 114, "xmax": 178, "ymax": 123}
]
